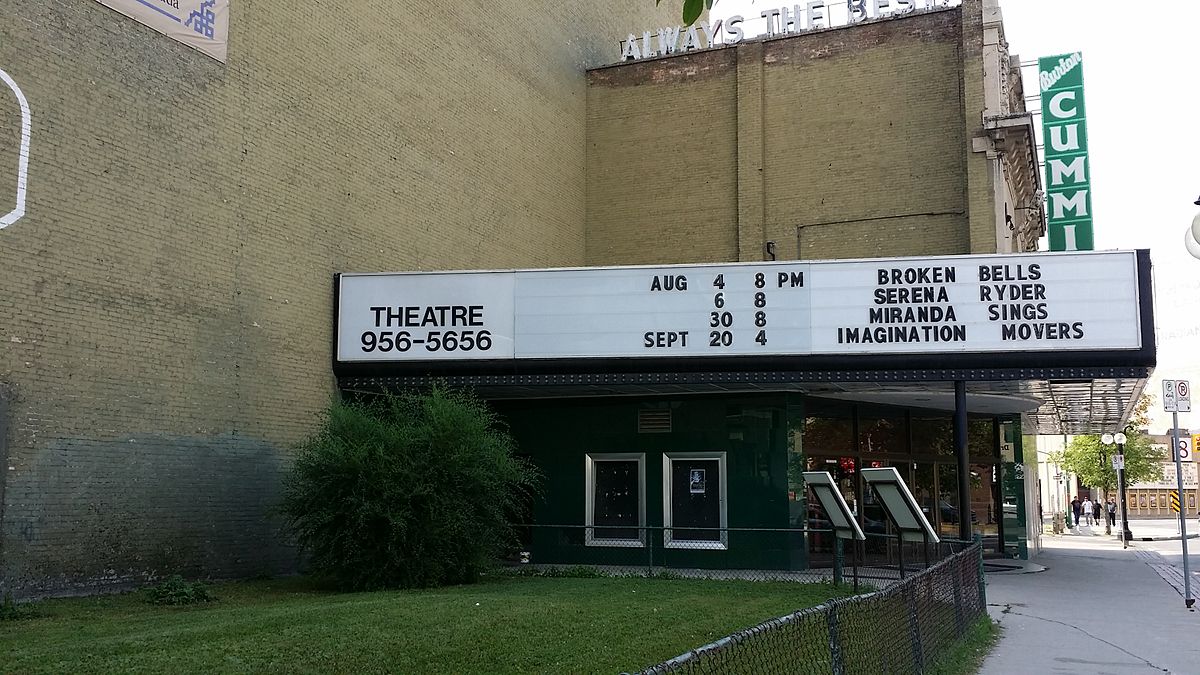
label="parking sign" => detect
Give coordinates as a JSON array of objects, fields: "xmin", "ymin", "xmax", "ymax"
[{"xmin": 1165, "ymin": 380, "xmax": 1190, "ymax": 412}]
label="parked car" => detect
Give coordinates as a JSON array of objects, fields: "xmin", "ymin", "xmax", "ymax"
[{"xmin": 939, "ymin": 500, "xmax": 978, "ymax": 524}]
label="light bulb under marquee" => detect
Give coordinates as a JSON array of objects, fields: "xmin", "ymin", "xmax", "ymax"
[{"xmin": 1189, "ymin": 213, "xmax": 1200, "ymax": 261}]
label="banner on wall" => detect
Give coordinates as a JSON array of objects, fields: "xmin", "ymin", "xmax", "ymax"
[
  {"xmin": 95, "ymin": 0, "xmax": 229, "ymax": 62},
  {"xmin": 1039, "ymin": 52, "xmax": 1091, "ymax": 251}
]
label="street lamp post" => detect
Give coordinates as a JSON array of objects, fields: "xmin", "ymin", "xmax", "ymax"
[
  {"xmin": 1099, "ymin": 446, "xmax": 1111, "ymax": 535},
  {"xmin": 1102, "ymin": 432, "xmax": 1134, "ymax": 547}
]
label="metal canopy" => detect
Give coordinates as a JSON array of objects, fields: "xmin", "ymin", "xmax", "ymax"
[{"xmin": 339, "ymin": 365, "xmax": 1149, "ymax": 436}]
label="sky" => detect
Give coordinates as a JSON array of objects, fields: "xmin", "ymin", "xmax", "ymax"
[{"xmin": 705, "ymin": 0, "xmax": 1200, "ymax": 435}]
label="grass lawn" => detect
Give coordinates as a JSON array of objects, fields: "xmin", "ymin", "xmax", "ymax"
[
  {"xmin": 926, "ymin": 616, "xmax": 1001, "ymax": 675},
  {"xmin": 0, "ymin": 575, "xmax": 855, "ymax": 674}
]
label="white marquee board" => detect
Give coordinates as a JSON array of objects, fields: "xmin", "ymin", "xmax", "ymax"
[{"xmin": 336, "ymin": 251, "xmax": 1143, "ymax": 363}]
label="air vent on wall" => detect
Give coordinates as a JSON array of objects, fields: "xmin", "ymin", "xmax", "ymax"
[{"xmin": 638, "ymin": 409, "xmax": 672, "ymax": 434}]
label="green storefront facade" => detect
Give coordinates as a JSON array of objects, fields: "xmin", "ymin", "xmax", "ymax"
[{"xmin": 497, "ymin": 393, "xmax": 1029, "ymax": 570}]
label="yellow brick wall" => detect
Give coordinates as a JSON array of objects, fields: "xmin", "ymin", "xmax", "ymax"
[
  {"xmin": 586, "ymin": 6, "xmax": 997, "ymax": 265},
  {"xmin": 0, "ymin": 0, "xmax": 673, "ymax": 596},
  {"xmin": 958, "ymin": 0, "xmax": 998, "ymax": 253},
  {"xmin": 585, "ymin": 50, "xmax": 740, "ymax": 266},
  {"xmin": 762, "ymin": 12, "xmax": 969, "ymax": 260},
  {"xmin": 0, "ymin": 0, "xmax": 1013, "ymax": 597}
]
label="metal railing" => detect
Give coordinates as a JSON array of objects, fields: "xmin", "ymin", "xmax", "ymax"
[
  {"xmin": 636, "ymin": 541, "xmax": 986, "ymax": 674},
  {"xmin": 504, "ymin": 524, "xmax": 976, "ymax": 591}
]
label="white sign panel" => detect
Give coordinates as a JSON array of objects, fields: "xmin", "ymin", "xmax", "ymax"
[
  {"xmin": 1112, "ymin": 455, "xmax": 1125, "ymax": 471},
  {"xmin": 335, "ymin": 251, "xmax": 1143, "ymax": 363},
  {"xmin": 337, "ymin": 272, "xmax": 516, "ymax": 362},
  {"xmin": 1165, "ymin": 379, "xmax": 1179, "ymax": 412},
  {"xmin": 808, "ymin": 253, "xmax": 1138, "ymax": 354},
  {"xmin": 514, "ymin": 264, "xmax": 809, "ymax": 358},
  {"xmin": 1133, "ymin": 462, "xmax": 1197, "ymax": 489}
]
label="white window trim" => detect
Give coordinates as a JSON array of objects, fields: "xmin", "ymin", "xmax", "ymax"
[
  {"xmin": 663, "ymin": 451, "xmax": 728, "ymax": 550},
  {"xmin": 585, "ymin": 453, "xmax": 647, "ymax": 548}
]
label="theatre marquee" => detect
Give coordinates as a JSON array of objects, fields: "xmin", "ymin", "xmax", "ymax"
[{"xmin": 335, "ymin": 250, "xmax": 1147, "ymax": 369}]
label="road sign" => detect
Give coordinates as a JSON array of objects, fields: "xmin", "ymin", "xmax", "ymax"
[
  {"xmin": 1165, "ymin": 380, "xmax": 1179, "ymax": 412},
  {"xmin": 1169, "ymin": 395, "xmax": 1196, "ymax": 608},
  {"xmin": 1112, "ymin": 455, "xmax": 1125, "ymax": 470}
]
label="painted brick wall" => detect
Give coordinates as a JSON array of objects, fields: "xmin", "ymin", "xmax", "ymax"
[
  {"xmin": 763, "ymin": 11, "xmax": 969, "ymax": 260},
  {"xmin": 586, "ymin": 50, "xmax": 740, "ymax": 265},
  {"xmin": 586, "ymin": 5, "xmax": 997, "ymax": 265},
  {"xmin": 0, "ymin": 0, "xmax": 673, "ymax": 597}
]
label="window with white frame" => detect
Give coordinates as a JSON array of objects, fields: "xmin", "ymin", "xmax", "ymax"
[
  {"xmin": 585, "ymin": 453, "xmax": 646, "ymax": 547},
  {"xmin": 663, "ymin": 452, "xmax": 728, "ymax": 549}
]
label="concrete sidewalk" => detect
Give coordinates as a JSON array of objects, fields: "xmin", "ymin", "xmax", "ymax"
[
  {"xmin": 1049, "ymin": 516, "xmax": 1200, "ymax": 541},
  {"xmin": 980, "ymin": 533, "xmax": 1200, "ymax": 674}
]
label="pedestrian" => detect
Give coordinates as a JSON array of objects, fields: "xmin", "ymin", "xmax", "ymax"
[
  {"xmin": 1082, "ymin": 497, "xmax": 1094, "ymax": 526},
  {"xmin": 1071, "ymin": 496, "xmax": 1082, "ymax": 529},
  {"xmin": 1107, "ymin": 498, "xmax": 1118, "ymax": 528}
]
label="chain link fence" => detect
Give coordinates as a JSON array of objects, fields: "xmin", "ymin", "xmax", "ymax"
[{"xmin": 635, "ymin": 540, "xmax": 986, "ymax": 674}]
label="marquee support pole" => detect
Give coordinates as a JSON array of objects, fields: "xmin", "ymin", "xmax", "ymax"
[{"xmin": 955, "ymin": 381, "xmax": 972, "ymax": 542}]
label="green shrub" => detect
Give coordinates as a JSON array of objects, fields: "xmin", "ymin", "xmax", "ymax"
[
  {"xmin": 280, "ymin": 385, "xmax": 540, "ymax": 591},
  {"xmin": 144, "ymin": 576, "xmax": 216, "ymax": 605}
]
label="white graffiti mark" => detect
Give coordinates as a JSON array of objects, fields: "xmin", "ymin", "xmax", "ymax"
[{"xmin": 0, "ymin": 67, "xmax": 30, "ymax": 229}]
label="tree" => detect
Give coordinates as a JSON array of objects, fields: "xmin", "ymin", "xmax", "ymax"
[
  {"xmin": 1053, "ymin": 434, "xmax": 1164, "ymax": 496},
  {"xmin": 1127, "ymin": 392, "xmax": 1154, "ymax": 432},
  {"xmin": 1047, "ymin": 394, "xmax": 1164, "ymax": 533},
  {"xmin": 659, "ymin": 0, "xmax": 717, "ymax": 26},
  {"xmin": 1050, "ymin": 393, "xmax": 1164, "ymax": 494},
  {"xmin": 280, "ymin": 385, "xmax": 540, "ymax": 590}
]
